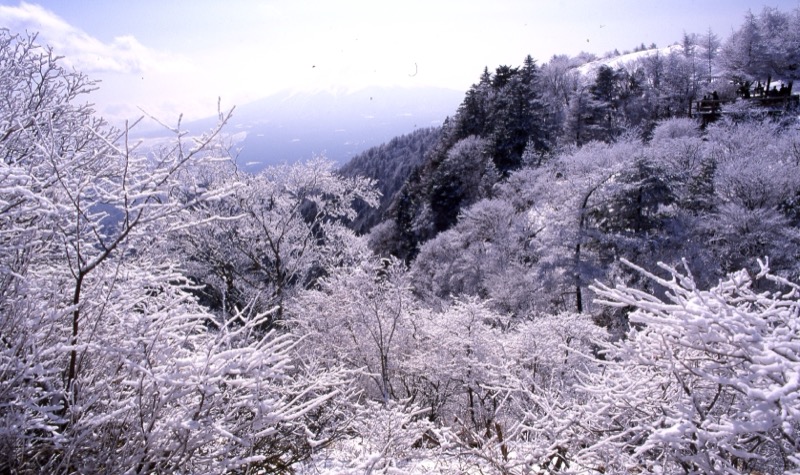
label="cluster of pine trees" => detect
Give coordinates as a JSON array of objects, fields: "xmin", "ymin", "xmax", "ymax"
[{"xmin": 1, "ymin": 6, "xmax": 800, "ymax": 475}]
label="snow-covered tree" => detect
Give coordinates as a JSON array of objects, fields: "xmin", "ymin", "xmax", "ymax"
[
  {"xmin": 173, "ymin": 156, "xmax": 379, "ymax": 327},
  {"xmin": 427, "ymin": 135, "xmax": 497, "ymax": 232},
  {"xmin": 411, "ymin": 198, "xmax": 537, "ymax": 317},
  {"xmin": 720, "ymin": 6, "xmax": 800, "ymax": 93},
  {"xmin": 297, "ymin": 400, "xmax": 445, "ymax": 474},
  {"xmin": 700, "ymin": 27, "xmax": 722, "ymax": 79},
  {"xmin": 290, "ymin": 257, "xmax": 417, "ymax": 403},
  {"xmin": 0, "ymin": 30, "xmax": 342, "ymax": 474},
  {"xmin": 701, "ymin": 121, "xmax": 800, "ymax": 276},
  {"xmin": 520, "ymin": 140, "xmax": 637, "ymax": 313},
  {"xmin": 567, "ymin": 259, "xmax": 800, "ymax": 474}
]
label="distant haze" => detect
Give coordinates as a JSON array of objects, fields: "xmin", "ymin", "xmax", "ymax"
[{"xmin": 159, "ymin": 86, "xmax": 464, "ymax": 170}]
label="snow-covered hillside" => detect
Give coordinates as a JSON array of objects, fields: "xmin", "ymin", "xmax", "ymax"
[{"xmin": 577, "ymin": 44, "xmax": 683, "ymax": 76}]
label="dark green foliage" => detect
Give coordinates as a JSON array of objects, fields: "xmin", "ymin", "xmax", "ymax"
[
  {"xmin": 591, "ymin": 65, "xmax": 621, "ymax": 104},
  {"xmin": 488, "ymin": 58, "xmax": 552, "ymax": 172},
  {"xmin": 685, "ymin": 157, "xmax": 716, "ymax": 212},
  {"xmin": 429, "ymin": 174, "xmax": 464, "ymax": 231},
  {"xmin": 598, "ymin": 158, "xmax": 674, "ymax": 236},
  {"xmin": 454, "ymin": 86, "xmax": 490, "ymax": 138},
  {"xmin": 339, "ymin": 127, "xmax": 442, "ymax": 234},
  {"xmin": 382, "ymin": 167, "xmax": 427, "ymax": 261},
  {"xmin": 374, "ymin": 56, "xmax": 559, "ymax": 259},
  {"xmin": 450, "ymin": 57, "xmax": 554, "ymax": 173},
  {"xmin": 577, "ymin": 65, "xmax": 625, "ymax": 144}
]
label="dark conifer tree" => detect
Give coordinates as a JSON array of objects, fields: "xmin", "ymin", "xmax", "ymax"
[{"xmin": 488, "ymin": 58, "xmax": 552, "ymax": 172}]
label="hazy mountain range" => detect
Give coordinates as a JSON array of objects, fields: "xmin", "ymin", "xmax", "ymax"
[{"xmin": 154, "ymin": 86, "xmax": 463, "ymax": 171}]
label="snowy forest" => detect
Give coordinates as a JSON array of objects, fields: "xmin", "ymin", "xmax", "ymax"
[{"xmin": 2, "ymin": 6, "xmax": 800, "ymax": 475}]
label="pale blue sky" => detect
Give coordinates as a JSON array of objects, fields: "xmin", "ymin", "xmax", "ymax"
[{"xmin": 1, "ymin": 0, "xmax": 797, "ymax": 124}]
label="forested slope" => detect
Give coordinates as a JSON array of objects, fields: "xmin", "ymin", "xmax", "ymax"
[
  {"xmin": 357, "ymin": 6, "xmax": 798, "ymax": 264},
  {"xmin": 338, "ymin": 126, "xmax": 441, "ymax": 234}
]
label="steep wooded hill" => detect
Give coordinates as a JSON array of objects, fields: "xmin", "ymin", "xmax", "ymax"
[{"xmin": 338, "ymin": 127, "xmax": 441, "ymax": 234}]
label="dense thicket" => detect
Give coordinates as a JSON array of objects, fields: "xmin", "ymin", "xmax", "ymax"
[
  {"xmin": 0, "ymin": 31, "xmax": 355, "ymax": 474},
  {"xmin": 3, "ymin": 7, "xmax": 800, "ymax": 475}
]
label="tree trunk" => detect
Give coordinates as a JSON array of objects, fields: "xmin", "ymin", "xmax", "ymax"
[
  {"xmin": 575, "ymin": 242, "xmax": 583, "ymax": 314},
  {"xmin": 67, "ymin": 272, "xmax": 85, "ymax": 390}
]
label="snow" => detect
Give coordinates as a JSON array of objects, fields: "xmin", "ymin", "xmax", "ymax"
[{"xmin": 577, "ymin": 44, "xmax": 683, "ymax": 76}]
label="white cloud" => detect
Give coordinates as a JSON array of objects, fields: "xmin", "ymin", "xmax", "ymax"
[{"xmin": 0, "ymin": 2, "xmax": 189, "ymax": 74}]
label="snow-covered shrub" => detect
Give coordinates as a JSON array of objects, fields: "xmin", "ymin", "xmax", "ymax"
[
  {"xmin": 650, "ymin": 117, "xmax": 701, "ymax": 143},
  {"xmin": 557, "ymin": 259, "xmax": 800, "ymax": 474}
]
